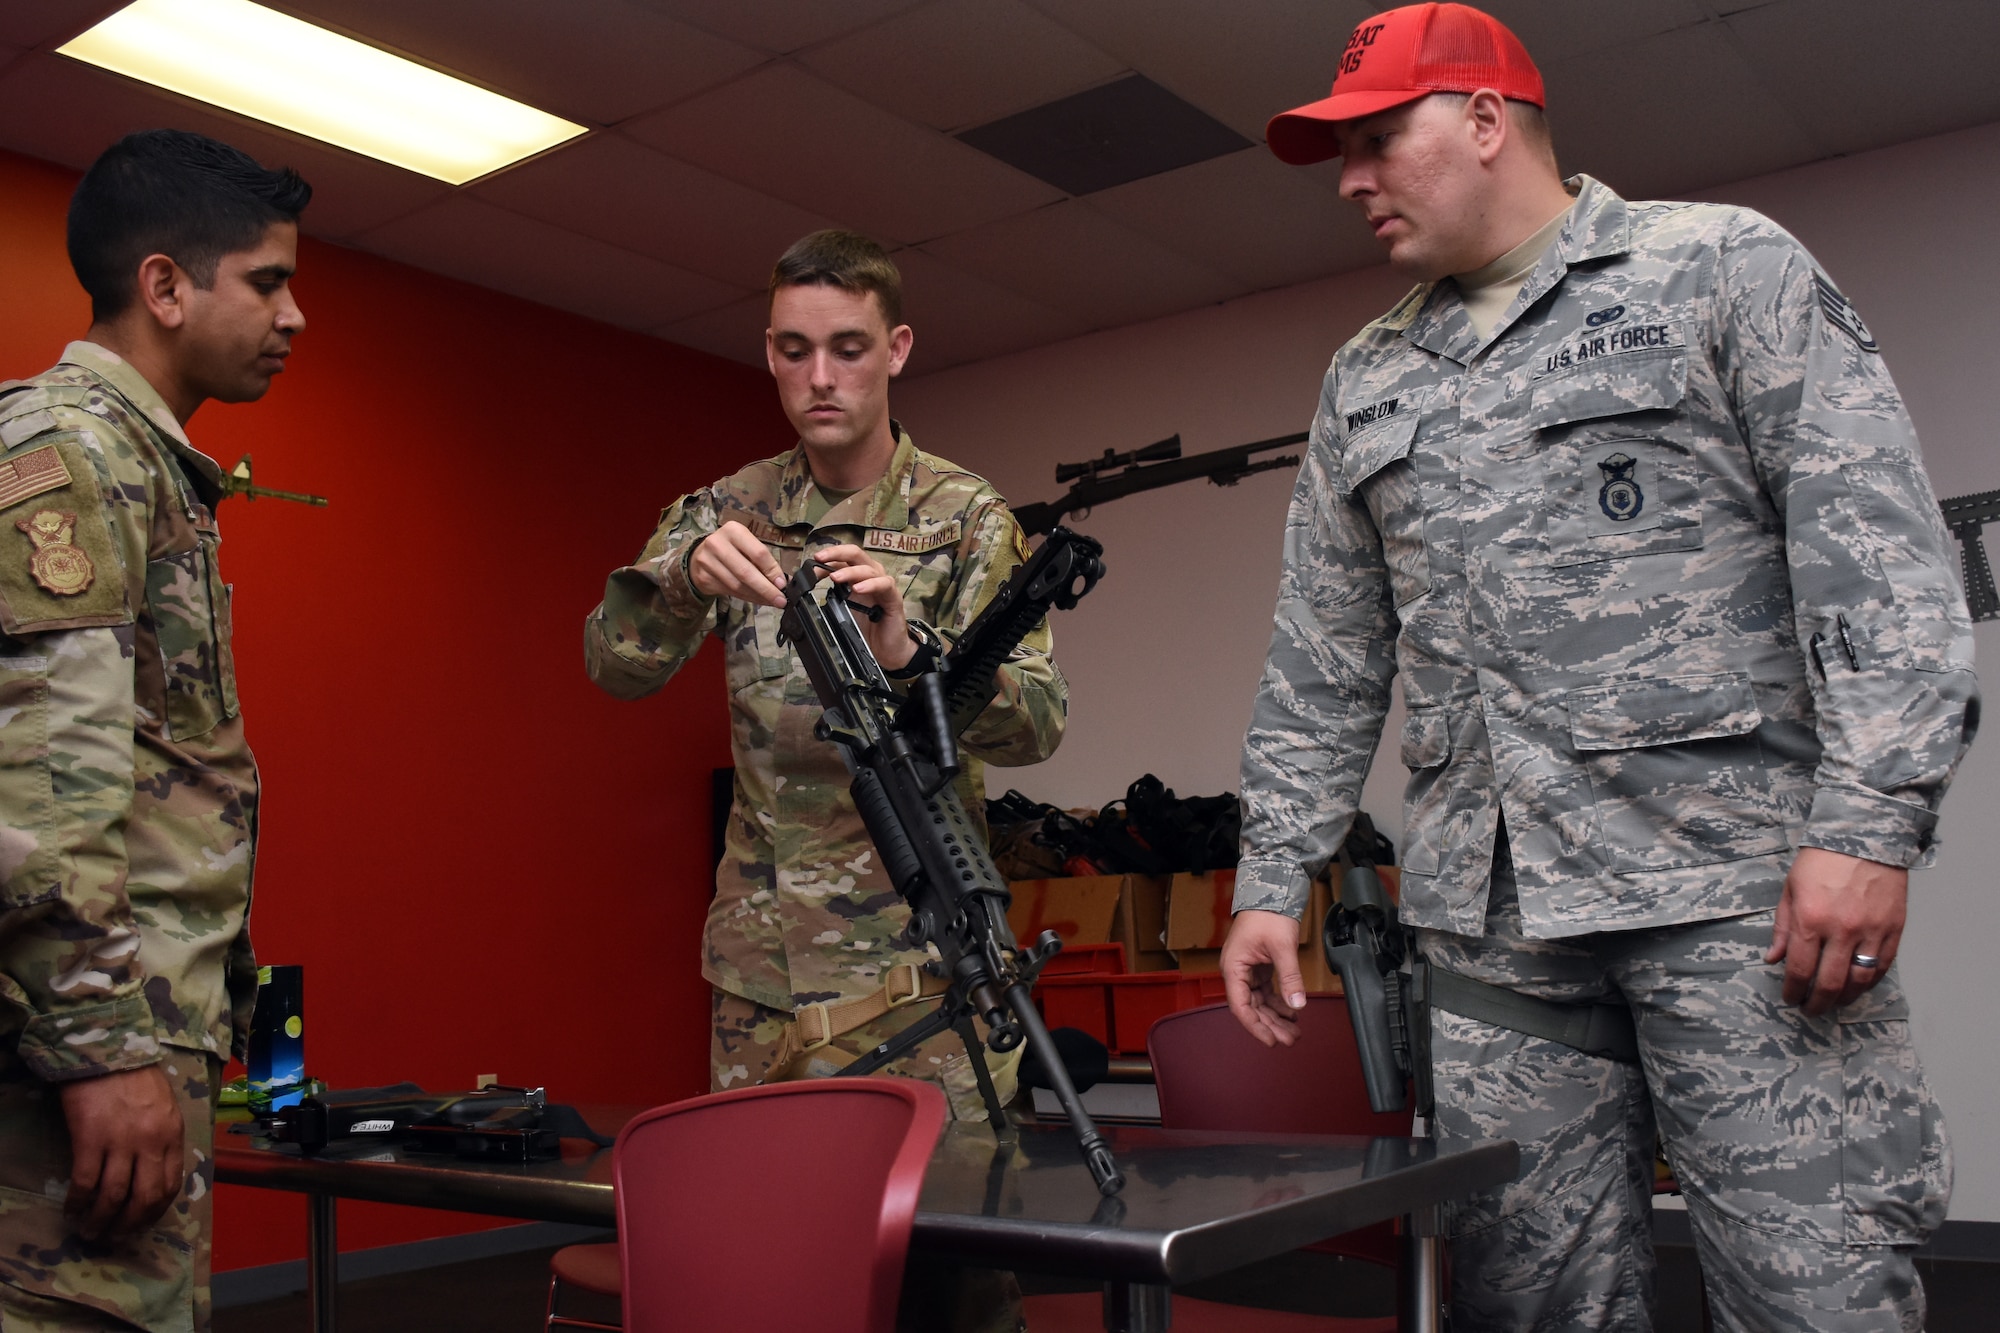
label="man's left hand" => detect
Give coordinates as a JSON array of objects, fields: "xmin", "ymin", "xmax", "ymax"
[
  {"xmin": 1764, "ymin": 846, "xmax": 1907, "ymax": 1016},
  {"xmin": 812, "ymin": 545, "xmax": 914, "ymax": 670}
]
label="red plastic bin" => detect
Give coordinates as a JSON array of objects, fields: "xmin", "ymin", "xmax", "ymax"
[
  {"xmin": 1040, "ymin": 943, "xmax": 1126, "ymax": 977},
  {"xmin": 1033, "ymin": 971, "xmax": 1228, "ymax": 1055}
]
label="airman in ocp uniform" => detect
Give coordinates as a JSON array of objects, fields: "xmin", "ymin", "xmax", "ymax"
[
  {"xmin": 0, "ymin": 131, "xmax": 308, "ymax": 1332},
  {"xmin": 585, "ymin": 231, "xmax": 1062, "ymax": 1332},
  {"xmin": 1222, "ymin": 6, "xmax": 1972, "ymax": 1331}
]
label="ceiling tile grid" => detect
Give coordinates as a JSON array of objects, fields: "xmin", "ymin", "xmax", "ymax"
[
  {"xmin": 800, "ymin": 0, "xmax": 1126, "ymax": 134},
  {"xmin": 621, "ymin": 61, "xmax": 1066, "ymax": 245},
  {"xmin": 1, "ymin": 0, "xmax": 1997, "ymax": 375},
  {"xmin": 350, "ymin": 194, "xmax": 742, "ymax": 332}
]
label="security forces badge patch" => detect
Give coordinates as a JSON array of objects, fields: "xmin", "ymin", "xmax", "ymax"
[
  {"xmin": 17, "ymin": 508, "xmax": 95, "ymax": 595},
  {"xmin": 1597, "ymin": 452, "xmax": 1644, "ymax": 522}
]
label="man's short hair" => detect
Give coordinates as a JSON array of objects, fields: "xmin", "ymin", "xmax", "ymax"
[
  {"xmin": 769, "ymin": 230, "xmax": 904, "ymax": 329},
  {"xmin": 1434, "ymin": 91, "xmax": 1557, "ymax": 170},
  {"xmin": 68, "ymin": 129, "xmax": 312, "ymax": 322}
]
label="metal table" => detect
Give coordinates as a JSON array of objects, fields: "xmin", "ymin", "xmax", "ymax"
[{"xmin": 215, "ymin": 1111, "xmax": 1515, "ymax": 1333}]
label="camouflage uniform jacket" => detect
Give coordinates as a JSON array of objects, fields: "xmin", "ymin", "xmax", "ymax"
[
  {"xmin": 0, "ymin": 341, "xmax": 259, "ymax": 1081},
  {"xmin": 586, "ymin": 428, "xmax": 1066, "ymax": 1011},
  {"xmin": 1238, "ymin": 177, "xmax": 1978, "ymax": 937}
]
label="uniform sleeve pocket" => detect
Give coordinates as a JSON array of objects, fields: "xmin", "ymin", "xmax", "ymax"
[
  {"xmin": 0, "ymin": 654, "xmax": 56, "ymax": 907},
  {"xmin": 1840, "ymin": 460, "xmax": 1973, "ymax": 674},
  {"xmin": 1565, "ymin": 673, "xmax": 1787, "ymax": 872}
]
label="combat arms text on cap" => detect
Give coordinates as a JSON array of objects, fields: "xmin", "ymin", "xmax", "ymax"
[{"xmin": 1266, "ymin": 2, "xmax": 1544, "ymax": 165}]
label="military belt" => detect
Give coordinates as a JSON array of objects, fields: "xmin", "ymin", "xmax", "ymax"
[{"xmin": 1426, "ymin": 965, "xmax": 1640, "ymax": 1064}]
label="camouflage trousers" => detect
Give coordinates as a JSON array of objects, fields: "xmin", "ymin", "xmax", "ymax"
[
  {"xmin": 1418, "ymin": 852, "xmax": 1949, "ymax": 1333},
  {"xmin": 710, "ymin": 989, "xmax": 1025, "ymax": 1333},
  {"xmin": 0, "ymin": 1051, "xmax": 219, "ymax": 1333}
]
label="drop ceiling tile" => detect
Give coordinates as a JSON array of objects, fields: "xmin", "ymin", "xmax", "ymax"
[
  {"xmin": 0, "ymin": 53, "xmax": 451, "ymax": 239},
  {"xmin": 634, "ymin": 0, "xmax": 928, "ymax": 55},
  {"xmin": 886, "ymin": 248, "xmax": 1090, "ymax": 374},
  {"xmin": 802, "ymin": 0, "xmax": 1126, "ymax": 133},
  {"xmin": 1537, "ymin": 22, "xmax": 1818, "ymax": 199},
  {"xmin": 1023, "ymin": 0, "xmax": 1376, "ymax": 142},
  {"xmin": 652, "ymin": 293, "xmax": 771, "ymax": 368},
  {"xmin": 0, "ymin": 1, "xmax": 121, "ymax": 49},
  {"xmin": 471, "ymin": 134, "xmax": 836, "ymax": 289},
  {"xmin": 1088, "ymin": 148, "xmax": 1381, "ymax": 290},
  {"xmin": 353, "ymin": 195, "xmax": 746, "ymax": 331},
  {"xmin": 279, "ymin": 0, "xmax": 766, "ymax": 126},
  {"xmin": 918, "ymin": 200, "xmax": 1247, "ymax": 329},
  {"xmin": 1473, "ymin": 0, "xmax": 1706, "ymax": 63},
  {"xmin": 624, "ymin": 63, "xmax": 1063, "ymax": 244},
  {"xmin": 1719, "ymin": 0, "xmax": 2000, "ymax": 158}
]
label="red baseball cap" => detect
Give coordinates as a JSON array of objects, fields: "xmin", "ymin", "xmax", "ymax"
[{"xmin": 1267, "ymin": 3, "xmax": 1544, "ymax": 165}]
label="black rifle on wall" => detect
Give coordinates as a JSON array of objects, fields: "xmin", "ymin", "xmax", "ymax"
[
  {"xmin": 1010, "ymin": 430, "xmax": 1308, "ymax": 538},
  {"xmin": 1941, "ymin": 489, "xmax": 2000, "ymax": 622}
]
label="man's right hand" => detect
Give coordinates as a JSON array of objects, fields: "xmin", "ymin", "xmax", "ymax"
[
  {"xmin": 1221, "ymin": 909, "xmax": 1308, "ymax": 1048},
  {"xmin": 688, "ymin": 521, "xmax": 787, "ymax": 608},
  {"xmin": 58, "ymin": 1064, "xmax": 185, "ymax": 1240}
]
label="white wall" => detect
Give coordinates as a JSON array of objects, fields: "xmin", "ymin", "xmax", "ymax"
[{"xmin": 897, "ymin": 120, "xmax": 2000, "ymax": 1222}]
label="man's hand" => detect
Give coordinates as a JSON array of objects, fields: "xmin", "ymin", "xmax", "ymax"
[
  {"xmin": 1221, "ymin": 909, "xmax": 1307, "ymax": 1048},
  {"xmin": 812, "ymin": 544, "xmax": 915, "ymax": 670},
  {"xmin": 688, "ymin": 521, "xmax": 787, "ymax": 609},
  {"xmin": 1764, "ymin": 846, "xmax": 1908, "ymax": 1016},
  {"xmin": 58, "ymin": 1064, "xmax": 185, "ymax": 1240}
]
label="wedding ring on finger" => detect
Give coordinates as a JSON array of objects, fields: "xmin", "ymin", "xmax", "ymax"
[{"xmin": 1851, "ymin": 952, "xmax": 1881, "ymax": 970}]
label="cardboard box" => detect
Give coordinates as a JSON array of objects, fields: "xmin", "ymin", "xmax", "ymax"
[
  {"xmin": 1005, "ymin": 875, "xmax": 1122, "ymax": 949},
  {"xmin": 1113, "ymin": 874, "xmax": 1175, "ymax": 972},
  {"xmin": 1166, "ymin": 871, "xmax": 1341, "ymax": 994},
  {"xmin": 1010, "ymin": 873, "xmax": 1175, "ymax": 972}
]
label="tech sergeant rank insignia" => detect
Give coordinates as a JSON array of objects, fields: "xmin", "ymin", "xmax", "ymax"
[
  {"xmin": 1597, "ymin": 452, "xmax": 1644, "ymax": 522},
  {"xmin": 17, "ymin": 508, "xmax": 96, "ymax": 595}
]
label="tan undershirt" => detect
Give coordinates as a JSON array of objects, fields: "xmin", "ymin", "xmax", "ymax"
[
  {"xmin": 805, "ymin": 483, "xmax": 860, "ymax": 526},
  {"xmin": 1453, "ymin": 206, "xmax": 1572, "ymax": 341}
]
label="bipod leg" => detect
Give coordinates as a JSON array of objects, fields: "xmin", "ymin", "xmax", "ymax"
[
  {"xmin": 1004, "ymin": 982, "xmax": 1124, "ymax": 1195},
  {"xmin": 835, "ymin": 986, "xmax": 964, "ymax": 1080},
  {"xmin": 952, "ymin": 1014, "xmax": 1016, "ymax": 1142}
]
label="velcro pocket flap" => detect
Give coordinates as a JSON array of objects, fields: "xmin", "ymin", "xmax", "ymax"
[
  {"xmin": 1341, "ymin": 412, "xmax": 1421, "ymax": 494},
  {"xmin": 1566, "ymin": 672, "xmax": 1761, "ymax": 752},
  {"xmin": 1530, "ymin": 343, "xmax": 1687, "ymax": 430},
  {"xmin": 1400, "ymin": 708, "xmax": 1450, "ymax": 768}
]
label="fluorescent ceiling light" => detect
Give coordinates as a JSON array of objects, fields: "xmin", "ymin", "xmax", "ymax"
[{"xmin": 59, "ymin": 0, "xmax": 587, "ymax": 184}]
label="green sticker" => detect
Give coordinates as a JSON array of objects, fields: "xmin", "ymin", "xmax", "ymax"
[{"xmin": 284, "ymin": 1015, "xmax": 303, "ymax": 1038}]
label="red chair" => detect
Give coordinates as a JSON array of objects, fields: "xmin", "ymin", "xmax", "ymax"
[
  {"xmin": 546, "ymin": 1079, "xmax": 947, "ymax": 1333},
  {"xmin": 1026, "ymin": 997, "xmax": 1411, "ymax": 1332}
]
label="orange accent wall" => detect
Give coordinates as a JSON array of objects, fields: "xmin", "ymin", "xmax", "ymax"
[{"xmin": 0, "ymin": 147, "xmax": 790, "ymax": 1271}]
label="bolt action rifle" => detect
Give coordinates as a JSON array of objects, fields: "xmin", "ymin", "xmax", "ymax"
[
  {"xmin": 1009, "ymin": 430, "xmax": 1307, "ymax": 539},
  {"xmin": 777, "ymin": 525, "xmax": 1125, "ymax": 1195}
]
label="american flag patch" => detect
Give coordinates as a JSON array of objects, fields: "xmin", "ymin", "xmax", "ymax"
[
  {"xmin": 1814, "ymin": 272, "xmax": 1879, "ymax": 353},
  {"xmin": 0, "ymin": 445, "xmax": 72, "ymax": 511}
]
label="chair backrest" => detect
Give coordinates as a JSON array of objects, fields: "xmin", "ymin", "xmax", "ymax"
[
  {"xmin": 1148, "ymin": 998, "xmax": 1414, "ymax": 1138},
  {"xmin": 614, "ymin": 1079, "xmax": 948, "ymax": 1333}
]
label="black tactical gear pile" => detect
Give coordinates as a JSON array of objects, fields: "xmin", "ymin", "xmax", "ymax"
[{"xmin": 986, "ymin": 775, "xmax": 1243, "ymax": 880}]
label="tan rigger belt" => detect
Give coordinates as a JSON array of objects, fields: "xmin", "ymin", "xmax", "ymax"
[{"xmin": 763, "ymin": 962, "xmax": 951, "ymax": 1075}]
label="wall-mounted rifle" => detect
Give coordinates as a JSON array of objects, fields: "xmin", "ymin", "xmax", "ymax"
[{"xmin": 1010, "ymin": 430, "xmax": 1307, "ymax": 538}]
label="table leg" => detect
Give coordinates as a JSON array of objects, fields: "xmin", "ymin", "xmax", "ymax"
[
  {"xmin": 1398, "ymin": 1209, "xmax": 1445, "ymax": 1333},
  {"xmin": 1101, "ymin": 1280, "xmax": 1170, "ymax": 1332},
  {"xmin": 307, "ymin": 1191, "xmax": 338, "ymax": 1333}
]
